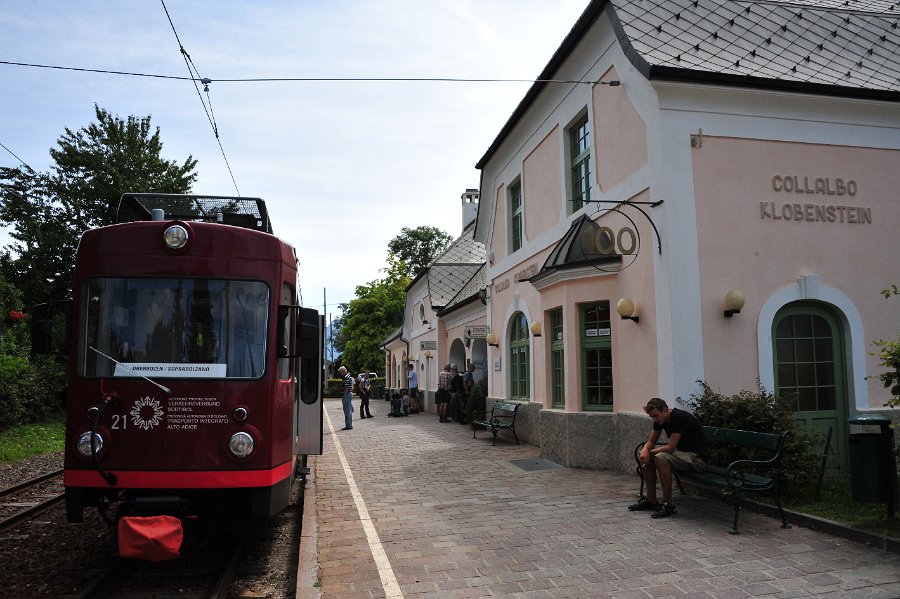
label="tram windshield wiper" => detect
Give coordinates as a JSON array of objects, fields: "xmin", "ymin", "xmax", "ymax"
[{"xmin": 89, "ymin": 346, "xmax": 172, "ymax": 394}]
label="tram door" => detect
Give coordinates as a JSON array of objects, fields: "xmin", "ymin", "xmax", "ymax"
[
  {"xmin": 773, "ymin": 305, "xmax": 847, "ymax": 470},
  {"xmin": 295, "ymin": 307, "xmax": 324, "ymax": 456}
]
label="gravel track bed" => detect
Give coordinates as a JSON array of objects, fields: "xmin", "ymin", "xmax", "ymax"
[{"xmin": 0, "ymin": 452, "xmax": 301, "ymax": 598}]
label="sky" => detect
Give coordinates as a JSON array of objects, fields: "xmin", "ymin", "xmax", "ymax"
[{"xmin": 1, "ymin": 0, "xmax": 590, "ymax": 317}]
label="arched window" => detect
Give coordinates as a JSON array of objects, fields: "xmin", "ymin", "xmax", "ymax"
[{"xmin": 509, "ymin": 312, "xmax": 530, "ymax": 400}]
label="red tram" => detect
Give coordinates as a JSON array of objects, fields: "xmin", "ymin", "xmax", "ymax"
[{"xmin": 33, "ymin": 194, "xmax": 323, "ymax": 552}]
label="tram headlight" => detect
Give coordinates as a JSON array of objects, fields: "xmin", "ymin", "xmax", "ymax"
[
  {"xmin": 77, "ymin": 432, "xmax": 103, "ymax": 457},
  {"xmin": 163, "ymin": 224, "xmax": 189, "ymax": 249},
  {"xmin": 228, "ymin": 432, "xmax": 254, "ymax": 458}
]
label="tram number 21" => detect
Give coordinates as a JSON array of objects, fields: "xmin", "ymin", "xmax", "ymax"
[{"xmin": 111, "ymin": 414, "xmax": 128, "ymax": 429}]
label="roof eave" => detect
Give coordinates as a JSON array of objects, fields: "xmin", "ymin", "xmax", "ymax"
[{"xmin": 648, "ymin": 65, "xmax": 900, "ymax": 103}]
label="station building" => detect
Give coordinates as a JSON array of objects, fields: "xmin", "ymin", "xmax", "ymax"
[{"xmin": 391, "ymin": 0, "xmax": 900, "ymax": 474}]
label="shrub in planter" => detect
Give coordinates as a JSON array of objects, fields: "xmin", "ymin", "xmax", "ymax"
[{"xmin": 685, "ymin": 380, "xmax": 822, "ymax": 499}]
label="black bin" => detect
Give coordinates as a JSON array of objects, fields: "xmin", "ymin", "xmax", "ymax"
[{"xmin": 848, "ymin": 414, "xmax": 898, "ymax": 518}]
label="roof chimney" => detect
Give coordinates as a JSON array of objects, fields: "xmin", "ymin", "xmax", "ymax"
[{"xmin": 461, "ymin": 188, "xmax": 479, "ymax": 229}]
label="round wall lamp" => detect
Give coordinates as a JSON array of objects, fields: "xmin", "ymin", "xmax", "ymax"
[
  {"xmin": 530, "ymin": 321, "xmax": 542, "ymax": 337},
  {"xmin": 724, "ymin": 289, "xmax": 745, "ymax": 317},
  {"xmin": 486, "ymin": 333, "xmax": 499, "ymax": 347},
  {"xmin": 616, "ymin": 297, "xmax": 639, "ymax": 323}
]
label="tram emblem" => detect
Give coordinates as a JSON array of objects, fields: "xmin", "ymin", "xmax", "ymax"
[{"xmin": 130, "ymin": 396, "xmax": 164, "ymax": 430}]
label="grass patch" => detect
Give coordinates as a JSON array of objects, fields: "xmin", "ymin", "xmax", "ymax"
[
  {"xmin": 0, "ymin": 417, "xmax": 65, "ymax": 463},
  {"xmin": 784, "ymin": 475, "xmax": 900, "ymax": 538}
]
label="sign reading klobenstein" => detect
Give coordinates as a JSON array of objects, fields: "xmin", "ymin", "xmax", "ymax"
[{"xmin": 761, "ymin": 175, "xmax": 871, "ymax": 224}]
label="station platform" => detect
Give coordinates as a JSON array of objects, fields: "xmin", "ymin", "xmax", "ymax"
[{"xmin": 297, "ymin": 398, "xmax": 900, "ymax": 598}]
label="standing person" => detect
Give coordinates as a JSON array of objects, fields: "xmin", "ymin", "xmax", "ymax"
[
  {"xmin": 337, "ymin": 366, "xmax": 354, "ymax": 431},
  {"xmin": 407, "ymin": 363, "xmax": 419, "ymax": 413},
  {"xmin": 358, "ymin": 371, "xmax": 373, "ymax": 419},
  {"xmin": 629, "ymin": 397, "xmax": 708, "ymax": 518},
  {"xmin": 449, "ymin": 364, "xmax": 465, "ymax": 423},
  {"xmin": 436, "ymin": 363, "xmax": 452, "ymax": 422},
  {"xmin": 463, "ymin": 362, "xmax": 475, "ymax": 394}
]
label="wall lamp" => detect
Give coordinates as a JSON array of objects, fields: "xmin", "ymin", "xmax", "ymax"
[
  {"xmin": 616, "ymin": 297, "xmax": 640, "ymax": 323},
  {"xmin": 724, "ymin": 289, "xmax": 745, "ymax": 318},
  {"xmin": 423, "ymin": 350, "xmax": 432, "ymax": 358},
  {"xmin": 530, "ymin": 321, "xmax": 542, "ymax": 337},
  {"xmin": 486, "ymin": 333, "xmax": 499, "ymax": 347}
]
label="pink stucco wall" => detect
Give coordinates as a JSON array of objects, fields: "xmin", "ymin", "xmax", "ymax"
[
  {"xmin": 692, "ymin": 135, "xmax": 900, "ymax": 406},
  {"xmin": 523, "ymin": 126, "xmax": 562, "ymax": 244},
  {"xmin": 593, "ymin": 68, "xmax": 648, "ymax": 193}
]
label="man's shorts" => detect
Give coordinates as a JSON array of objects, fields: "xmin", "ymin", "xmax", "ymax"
[
  {"xmin": 435, "ymin": 388, "xmax": 450, "ymax": 404},
  {"xmin": 653, "ymin": 449, "xmax": 707, "ymax": 472},
  {"xmin": 409, "ymin": 387, "xmax": 418, "ymax": 399}
]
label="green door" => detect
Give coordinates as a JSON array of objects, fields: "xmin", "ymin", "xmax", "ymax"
[{"xmin": 773, "ymin": 305, "xmax": 847, "ymax": 470}]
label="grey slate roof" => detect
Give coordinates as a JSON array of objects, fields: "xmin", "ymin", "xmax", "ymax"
[
  {"xmin": 418, "ymin": 223, "xmax": 486, "ymax": 310},
  {"xmin": 437, "ymin": 263, "xmax": 487, "ymax": 316},
  {"xmin": 476, "ymin": 0, "xmax": 900, "ymax": 172},
  {"xmin": 612, "ymin": 0, "xmax": 900, "ymax": 93}
]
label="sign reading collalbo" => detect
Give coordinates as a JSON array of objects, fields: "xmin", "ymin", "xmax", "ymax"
[{"xmin": 761, "ymin": 175, "xmax": 871, "ymax": 224}]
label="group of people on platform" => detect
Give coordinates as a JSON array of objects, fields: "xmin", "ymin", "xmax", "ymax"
[{"xmin": 336, "ymin": 362, "xmax": 477, "ymax": 430}]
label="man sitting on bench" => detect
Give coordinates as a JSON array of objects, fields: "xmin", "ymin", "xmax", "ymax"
[{"xmin": 629, "ymin": 397, "xmax": 708, "ymax": 518}]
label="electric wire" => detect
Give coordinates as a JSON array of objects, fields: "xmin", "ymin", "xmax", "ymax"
[
  {"xmin": 0, "ymin": 60, "xmax": 597, "ymax": 86},
  {"xmin": 0, "ymin": 140, "xmax": 36, "ymax": 172},
  {"xmin": 159, "ymin": 0, "xmax": 240, "ymax": 196}
]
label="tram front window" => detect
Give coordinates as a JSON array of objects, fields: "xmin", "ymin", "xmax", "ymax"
[{"xmin": 80, "ymin": 278, "xmax": 270, "ymax": 379}]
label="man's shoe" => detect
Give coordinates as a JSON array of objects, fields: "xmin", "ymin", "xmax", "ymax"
[
  {"xmin": 340, "ymin": 426, "xmax": 353, "ymax": 431},
  {"xmin": 651, "ymin": 502, "xmax": 677, "ymax": 518},
  {"xmin": 627, "ymin": 497, "xmax": 659, "ymax": 511},
  {"xmin": 360, "ymin": 416, "xmax": 367, "ymax": 419}
]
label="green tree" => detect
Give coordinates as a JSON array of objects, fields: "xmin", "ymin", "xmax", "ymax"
[
  {"xmin": 0, "ymin": 105, "xmax": 197, "ymax": 306},
  {"xmin": 387, "ymin": 226, "xmax": 453, "ymax": 278},
  {"xmin": 333, "ymin": 257, "xmax": 410, "ymax": 373}
]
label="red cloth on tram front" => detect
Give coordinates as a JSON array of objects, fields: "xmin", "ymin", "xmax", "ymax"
[{"xmin": 118, "ymin": 515, "xmax": 183, "ymax": 561}]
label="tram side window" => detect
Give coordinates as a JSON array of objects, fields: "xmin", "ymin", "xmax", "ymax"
[{"xmin": 80, "ymin": 278, "xmax": 269, "ymax": 379}]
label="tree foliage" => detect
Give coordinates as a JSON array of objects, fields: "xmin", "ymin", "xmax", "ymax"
[
  {"xmin": 0, "ymin": 105, "xmax": 197, "ymax": 306},
  {"xmin": 387, "ymin": 225, "xmax": 453, "ymax": 278},
  {"xmin": 873, "ymin": 285, "xmax": 900, "ymax": 408},
  {"xmin": 333, "ymin": 257, "xmax": 410, "ymax": 374},
  {"xmin": 0, "ymin": 271, "xmax": 65, "ymax": 429}
]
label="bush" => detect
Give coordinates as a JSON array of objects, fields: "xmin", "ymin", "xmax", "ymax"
[
  {"xmin": 0, "ymin": 282, "xmax": 66, "ymax": 430},
  {"xmin": 465, "ymin": 377, "xmax": 488, "ymax": 424},
  {"xmin": 685, "ymin": 380, "xmax": 823, "ymax": 499}
]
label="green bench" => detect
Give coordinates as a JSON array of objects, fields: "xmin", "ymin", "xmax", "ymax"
[
  {"xmin": 472, "ymin": 401, "xmax": 520, "ymax": 446},
  {"xmin": 635, "ymin": 426, "xmax": 792, "ymax": 534}
]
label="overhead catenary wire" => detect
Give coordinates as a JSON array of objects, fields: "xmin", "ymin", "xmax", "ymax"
[
  {"xmin": 0, "ymin": 60, "xmax": 599, "ymax": 86},
  {"xmin": 0, "ymin": 140, "xmax": 36, "ymax": 172},
  {"xmin": 159, "ymin": 0, "xmax": 240, "ymax": 196}
]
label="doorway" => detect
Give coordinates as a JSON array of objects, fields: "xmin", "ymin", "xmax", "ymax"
[{"xmin": 772, "ymin": 304, "xmax": 847, "ymax": 470}]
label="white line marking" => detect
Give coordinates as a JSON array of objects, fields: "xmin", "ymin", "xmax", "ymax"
[{"xmin": 324, "ymin": 407, "xmax": 404, "ymax": 598}]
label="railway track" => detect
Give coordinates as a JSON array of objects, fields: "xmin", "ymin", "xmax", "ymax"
[
  {"xmin": 75, "ymin": 535, "xmax": 244, "ymax": 598},
  {"xmin": 0, "ymin": 468, "xmax": 65, "ymax": 533}
]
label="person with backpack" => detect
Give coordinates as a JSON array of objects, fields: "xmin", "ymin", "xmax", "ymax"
[{"xmin": 357, "ymin": 371, "xmax": 373, "ymax": 419}]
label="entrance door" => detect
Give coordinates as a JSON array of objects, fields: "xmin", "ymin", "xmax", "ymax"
[{"xmin": 773, "ymin": 305, "xmax": 847, "ymax": 470}]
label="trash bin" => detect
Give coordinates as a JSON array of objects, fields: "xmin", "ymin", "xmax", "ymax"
[{"xmin": 848, "ymin": 414, "xmax": 898, "ymax": 518}]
